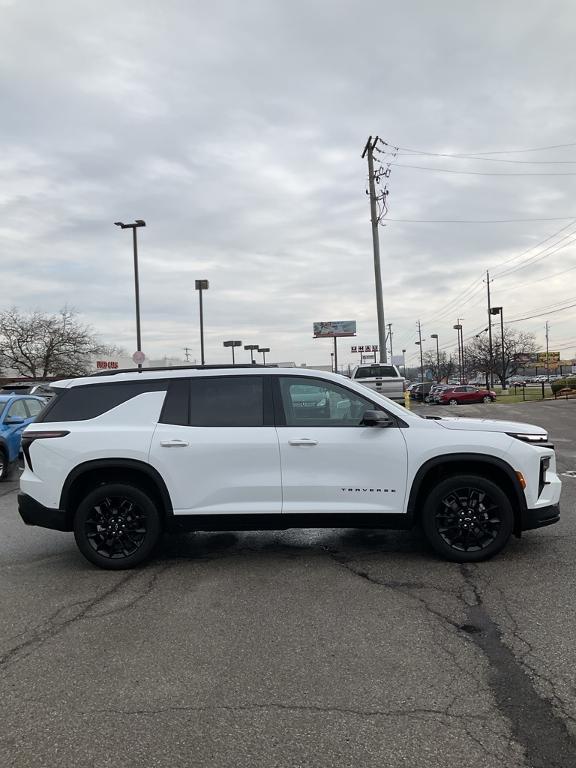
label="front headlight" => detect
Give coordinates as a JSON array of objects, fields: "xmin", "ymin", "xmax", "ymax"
[{"xmin": 508, "ymin": 433, "xmax": 549, "ymax": 444}]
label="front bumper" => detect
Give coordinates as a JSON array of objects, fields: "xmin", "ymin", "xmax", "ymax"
[
  {"xmin": 520, "ymin": 503, "xmax": 560, "ymax": 531},
  {"xmin": 18, "ymin": 493, "xmax": 70, "ymax": 532}
]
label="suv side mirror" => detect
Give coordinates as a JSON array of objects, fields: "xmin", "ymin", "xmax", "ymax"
[
  {"xmin": 361, "ymin": 410, "xmax": 393, "ymax": 428},
  {"xmin": 4, "ymin": 416, "xmax": 25, "ymax": 425}
]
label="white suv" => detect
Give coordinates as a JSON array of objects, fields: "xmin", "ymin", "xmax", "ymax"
[{"xmin": 18, "ymin": 366, "xmax": 561, "ymax": 569}]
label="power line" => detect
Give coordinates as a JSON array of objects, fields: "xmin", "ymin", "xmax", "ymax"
[
  {"xmin": 380, "ymin": 139, "xmax": 576, "ymax": 157},
  {"xmin": 494, "ymin": 234, "xmax": 576, "ymax": 280},
  {"xmin": 503, "ymin": 263, "xmax": 576, "ymax": 292},
  {"xmin": 385, "ymin": 216, "xmax": 576, "ymax": 223},
  {"xmin": 506, "ymin": 299, "xmax": 576, "ymax": 324},
  {"xmin": 420, "ymin": 275, "xmax": 485, "ymax": 327},
  {"xmin": 389, "ymin": 162, "xmax": 576, "ymax": 177},
  {"xmin": 491, "ymin": 220, "xmax": 576, "ymax": 274}
]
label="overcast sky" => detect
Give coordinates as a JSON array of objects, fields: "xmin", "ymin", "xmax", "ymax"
[{"xmin": 1, "ymin": 0, "xmax": 576, "ymax": 367}]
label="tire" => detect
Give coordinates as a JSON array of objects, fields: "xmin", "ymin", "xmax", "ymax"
[
  {"xmin": 73, "ymin": 483, "xmax": 162, "ymax": 570},
  {"xmin": 0, "ymin": 448, "xmax": 8, "ymax": 482},
  {"xmin": 421, "ymin": 474, "xmax": 514, "ymax": 562},
  {"xmin": 483, "ymin": 396, "xmax": 492, "ymax": 403},
  {"xmin": 449, "ymin": 398, "xmax": 458, "ymax": 405}
]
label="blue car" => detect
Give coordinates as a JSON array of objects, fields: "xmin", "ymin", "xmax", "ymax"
[{"xmin": 0, "ymin": 394, "xmax": 46, "ymax": 481}]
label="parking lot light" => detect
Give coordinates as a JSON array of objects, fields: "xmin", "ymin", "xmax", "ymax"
[
  {"xmin": 114, "ymin": 219, "xmax": 146, "ymax": 369},
  {"xmin": 223, "ymin": 340, "xmax": 242, "ymax": 365},
  {"xmin": 430, "ymin": 334, "xmax": 440, "ymax": 381},
  {"xmin": 244, "ymin": 344, "xmax": 259, "ymax": 364}
]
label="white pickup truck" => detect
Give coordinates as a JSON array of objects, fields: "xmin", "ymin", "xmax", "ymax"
[{"xmin": 350, "ymin": 363, "xmax": 405, "ymax": 403}]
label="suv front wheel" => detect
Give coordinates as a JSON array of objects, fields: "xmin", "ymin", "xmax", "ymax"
[
  {"xmin": 421, "ymin": 474, "xmax": 514, "ymax": 562},
  {"xmin": 73, "ymin": 483, "xmax": 162, "ymax": 569}
]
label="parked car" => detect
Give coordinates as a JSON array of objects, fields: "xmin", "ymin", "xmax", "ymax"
[
  {"xmin": 428, "ymin": 384, "xmax": 452, "ymax": 403},
  {"xmin": 18, "ymin": 366, "xmax": 560, "ymax": 568},
  {"xmin": 438, "ymin": 386, "xmax": 497, "ymax": 405},
  {"xmin": 409, "ymin": 382, "xmax": 434, "ymax": 402},
  {"xmin": 0, "ymin": 382, "xmax": 55, "ymax": 399},
  {"xmin": 0, "ymin": 395, "xmax": 46, "ymax": 481},
  {"xmin": 350, "ymin": 364, "xmax": 405, "ymax": 404}
]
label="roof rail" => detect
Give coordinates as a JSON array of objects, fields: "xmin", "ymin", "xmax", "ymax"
[{"xmin": 90, "ymin": 364, "xmax": 277, "ymax": 377}]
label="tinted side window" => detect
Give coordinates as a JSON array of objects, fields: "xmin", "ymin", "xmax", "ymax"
[
  {"xmin": 279, "ymin": 377, "xmax": 374, "ymax": 427},
  {"xmin": 39, "ymin": 380, "xmax": 167, "ymax": 422},
  {"xmin": 160, "ymin": 379, "xmax": 190, "ymax": 426},
  {"xmin": 188, "ymin": 377, "xmax": 264, "ymax": 427}
]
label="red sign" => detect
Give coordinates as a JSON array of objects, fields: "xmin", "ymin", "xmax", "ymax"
[
  {"xmin": 96, "ymin": 361, "xmax": 119, "ymax": 370},
  {"xmin": 351, "ymin": 345, "xmax": 378, "ymax": 353}
]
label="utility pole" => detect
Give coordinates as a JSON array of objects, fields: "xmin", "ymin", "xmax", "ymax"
[
  {"xmin": 362, "ymin": 136, "xmax": 387, "ymax": 363},
  {"xmin": 416, "ymin": 320, "xmax": 425, "ymax": 384},
  {"xmin": 183, "ymin": 347, "xmax": 192, "ymax": 362},
  {"xmin": 387, "ymin": 323, "xmax": 393, "ymax": 360},
  {"xmin": 486, "ymin": 270, "xmax": 494, "ymax": 388},
  {"xmin": 545, "ymin": 321, "xmax": 550, "ymax": 380}
]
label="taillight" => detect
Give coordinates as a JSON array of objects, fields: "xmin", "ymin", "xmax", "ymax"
[{"xmin": 22, "ymin": 431, "xmax": 69, "ymax": 471}]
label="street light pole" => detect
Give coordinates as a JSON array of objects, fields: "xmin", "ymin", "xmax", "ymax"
[
  {"xmin": 453, "ymin": 323, "xmax": 463, "ymax": 383},
  {"xmin": 223, "ymin": 340, "xmax": 242, "ymax": 365},
  {"xmin": 244, "ymin": 344, "xmax": 259, "ymax": 364},
  {"xmin": 402, "ymin": 349, "xmax": 406, "ymax": 377},
  {"xmin": 195, "ymin": 280, "xmax": 209, "ymax": 365},
  {"xmin": 114, "ymin": 219, "xmax": 146, "ymax": 369},
  {"xmin": 430, "ymin": 334, "xmax": 440, "ymax": 381},
  {"xmin": 490, "ymin": 307, "xmax": 506, "ymax": 389}
]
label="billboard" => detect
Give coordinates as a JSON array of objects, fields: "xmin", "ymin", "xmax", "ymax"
[
  {"xmin": 313, "ymin": 321, "xmax": 357, "ymax": 338},
  {"xmin": 351, "ymin": 344, "xmax": 378, "ymax": 353}
]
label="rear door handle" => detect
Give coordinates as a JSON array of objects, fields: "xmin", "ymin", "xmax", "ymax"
[
  {"xmin": 288, "ymin": 438, "xmax": 318, "ymax": 446},
  {"xmin": 160, "ymin": 439, "xmax": 189, "ymax": 447}
]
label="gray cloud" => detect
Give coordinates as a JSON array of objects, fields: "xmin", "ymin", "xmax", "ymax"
[{"xmin": 1, "ymin": 0, "xmax": 576, "ymax": 367}]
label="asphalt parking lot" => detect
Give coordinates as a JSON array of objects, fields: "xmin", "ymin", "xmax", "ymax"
[{"xmin": 1, "ymin": 400, "xmax": 576, "ymax": 768}]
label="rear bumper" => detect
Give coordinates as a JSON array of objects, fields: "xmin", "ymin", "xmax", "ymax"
[
  {"xmin": 520, "ymin": 503, "xmax": 560, "ymax": 531},
  {"xmin": 18, "ymin": 493, "xmax": 70, "ymax": 532}
]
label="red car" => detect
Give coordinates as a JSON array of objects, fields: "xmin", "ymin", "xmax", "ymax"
[{"xmin": 438, "ymin": 385, "xmax": 496, "ymax": 405}]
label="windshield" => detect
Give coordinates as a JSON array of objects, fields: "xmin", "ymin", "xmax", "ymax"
[{"xmin": 355, "ymin": 365, "xmax": 398, "ymax": 379}]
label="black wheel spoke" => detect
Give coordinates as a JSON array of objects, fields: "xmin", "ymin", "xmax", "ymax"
[
  {"xmin": 435, "ymin": 485, "xmax": 502, "ymax": 552},
  {"xmin": 84, "ymin": 495, "xmax": 147, "ymax": 559}
]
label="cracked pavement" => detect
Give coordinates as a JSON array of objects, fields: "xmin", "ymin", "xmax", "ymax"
[{"xmin": 1, "ymin": 400, "xmax": 575, "ymax": 767}]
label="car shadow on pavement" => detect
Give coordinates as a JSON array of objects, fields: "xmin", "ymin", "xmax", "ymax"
[{"xmin": 157, "ymin": 526, "xmax": 431, "ymax": 564}]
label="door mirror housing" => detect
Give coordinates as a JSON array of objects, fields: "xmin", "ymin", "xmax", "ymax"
[
  {"xmin": 4, "ymin": 416, "xmax": 25, "ymax": 425},
  {"xmin": 361, "ymin": 410, "xmax": 393, "ymax": 428}
]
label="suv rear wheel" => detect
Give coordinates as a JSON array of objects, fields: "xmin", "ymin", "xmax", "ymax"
[
  {"xmin": 73, "ymin": 483, "xmax": 162, "ymax": 569},
  {"xmin": 0, "ymin": 448, "xmax": 8, "ymax": 482},
  {"xmin": 421, "ymin": 474, "xmax": 514, "ymax": 562}
]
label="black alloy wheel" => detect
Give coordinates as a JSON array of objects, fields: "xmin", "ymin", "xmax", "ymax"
[
  {"xmin": 74, "ymin": 483, "xmax": 161, "ymax": 569},
  {"xmin": 422, "ymin": 475, "xmax": 514, "ymax": 562}
]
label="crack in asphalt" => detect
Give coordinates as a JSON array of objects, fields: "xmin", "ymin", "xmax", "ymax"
[
  {"xmin": 0, "ymin": 563, "xmax": 172, "ymax": 671},
  {"xmin": 328, "ymin": 551, "xmax": 576, "ymax": 767}
]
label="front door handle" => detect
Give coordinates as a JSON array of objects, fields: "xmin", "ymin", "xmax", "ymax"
[
  {"xmin": 160, "ymin": 439, "xmax": 189, "ymax": 447},
  {"xmin": 288, "ymin": 438, "xmax": 318, "ymax": 446}
]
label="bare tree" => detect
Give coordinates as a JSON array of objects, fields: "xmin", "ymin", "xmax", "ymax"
[
  {"xmin": 422, "ymin": 349, "xmax": 458, "ymax": 382},
  {"xmin": 0, "ymin": 308, "xmax": 103, "ymax": 379},
  {"xmin": 464, "ymin": 328, "xmax": 537, "ymax": 387}
]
